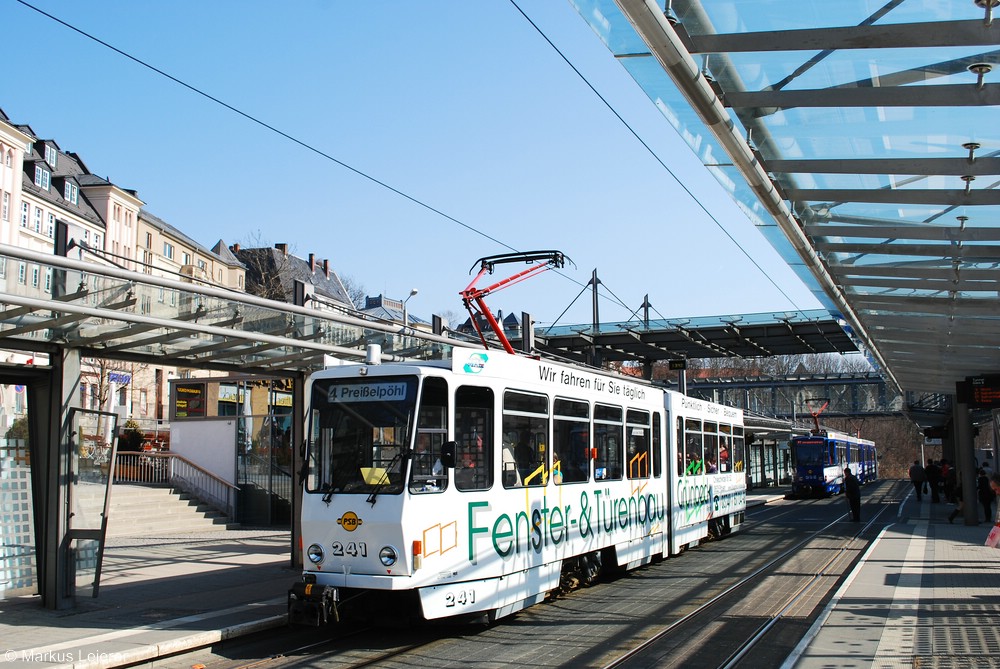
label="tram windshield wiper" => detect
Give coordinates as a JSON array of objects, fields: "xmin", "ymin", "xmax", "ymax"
[
  {"xmin": 366, "ymin": 451, "xmax": 403, "ymax": 507},
  {"xmin": 321, "ymin": 482, "xmax": 334, "ymax": 506}
]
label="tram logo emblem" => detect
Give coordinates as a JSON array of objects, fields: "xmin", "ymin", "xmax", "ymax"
[
  {"xmin": 337, "ymin": 511, "xmax": 363, "ymax": 532},
  {"xmin": 463, "ymin": 353, "xmax": 489, "ymax": 374}
]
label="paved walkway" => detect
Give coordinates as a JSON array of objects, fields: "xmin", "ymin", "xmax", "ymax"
[
  {"xmin": 786, "ymin": 492, "xmax": 1000, "ymax": 668},
  {"xmin": 4, "ymin": 488, "xmax": 996, "ymax": 669},
  {"xmin": 0, "ymin": 530, "xmax": 293, "ymax": 669}
]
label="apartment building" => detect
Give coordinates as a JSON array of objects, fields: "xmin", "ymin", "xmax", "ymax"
[{"xmin": 0, "ymin": 107, "xmax": 247, "ymax": 428}]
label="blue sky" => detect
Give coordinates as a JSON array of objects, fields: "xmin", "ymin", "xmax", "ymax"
[{"xmin": 4, "ymin": 0, "xmax": 820, "ymax": 328}]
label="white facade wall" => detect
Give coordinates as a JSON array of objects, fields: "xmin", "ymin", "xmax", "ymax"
[{"xmin": 170, "ymin": 418, "xmax": 238, "ymax": 485}]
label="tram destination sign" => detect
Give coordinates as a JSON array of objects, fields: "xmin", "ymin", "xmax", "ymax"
[{"xmin": 957, "ymin": 375, "xmax": 1000, "ymax": 409}]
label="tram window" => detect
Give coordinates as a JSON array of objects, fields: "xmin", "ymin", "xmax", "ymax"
[
  {"xmin": 719, "ymin": 424, "xmax": 732, "ymax": 472},
  {"xmin": 594, "ymin": 404, "xmax": 623, "ymax": 480},
  {"xmin": 307, "ymin": 375, "xmax": 415, "ymax": 495},
  {"xmin": 732, "ymin": 434, "xmax": 745, "ymax": 472},
  {"xmin": 653, "ymin": 413, "xmax": 662, "ymax": 478},
  {"xmin": 409, "ymin": 378, "xmax": 449, "ymax": 494},
  {"xmin": 684, "ymin": 418, "xmax": 703, "ymax": 476},
  {"xmin": 626, "ymin": 409, "xmax": 650, "ymax": 480},
  {"xmin": 502, "ymin": 390, "xmax": 549, "ymax": 488},
  {"xmin": 553, "ymin": 398, "xmax": 589, "ymax": 484},
  {"xmin": 704, "ymin": 422, "xmax": 718, "ymax": 474},
  {"xmin": 418, "ymin": 377, "xmax": 448, "ymax": 430},
  {"xmin": 676, "ymin": 417, "xmax": 684, "ymax": 476},
  {"xmin": 455, "ymin": 386, "xmax": 493, "ymax": 491}
]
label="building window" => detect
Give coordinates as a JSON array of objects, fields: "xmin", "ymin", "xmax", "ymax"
[
  {"xmin": 0, "ymin": 257, "xmax": 6, "ymax": 279},
  {"xmin": 64, "ymin": 182, "xmax": 78, "ymax": 204},
  {"xmin": 1, "ymin": 192, "xmax": 8, "ymax": 222},
  {"xmin": 17, "ymin": 262, "xmax": 25, "ymax": 284},
  {"xmin": 94, "ymin": 233, "xmax": 102, "ymax": 249},
  {"xmin": 113, "ymin": 203, "xmax": 122, "ymax": 222},
  {"xmin": 33, "ymin": 166, "xmax": 50, "ymax": 190},
  {"xmin": 125, "ymin": 210, "xmax": 132, "ymax": 227},
  {"xmin": 182, "ymin": 252, "xmax": 192, "ymax": 266},
  {"xmin": 140, "ymin": 389, "xmax": 148, "ymax": 416},
  {"xmin": 197, "ymin": 259, "xmax": 207, "ymax": 271},
  {"xmin": 20, "ymin": 202, "xmax": 28, "ymax": 227},
  {"xmin": 44, "ymin": 268, "xmax": 52, "ymax": 293},
  {"xmin": 44, "ymin": 145, "xmax": 57, "ymax": 167},
  {"xmin": 33, "ymin": 207, "xmax": 42, "ymax": 233},
  {"xmin": 145, "ymin": 232, "xmax": 152, "ymax": 247},
  {"xmin": 5, "ymin": 149, "xmax": 11, "ymax": 167},
  {"xmin": 163, "ymin": 242, "xmax": 174, "ymax": 260},
  {"xmin": 46, "ymin": 213, "xmax": 55, "ymax": 238},
  {"xmin": 30, "ymin": 265, "xmax": 39, "ymax": 288}
]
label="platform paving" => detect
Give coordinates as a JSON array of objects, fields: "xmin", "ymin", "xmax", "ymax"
[{"xmin": 785, "ymin": 493, "xmax": 1000, "ymax": 669}]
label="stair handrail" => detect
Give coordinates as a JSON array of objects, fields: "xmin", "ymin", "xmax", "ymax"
[{"xmin": 114, "ymin": 451, "xmax": 239, "ymax": 519}]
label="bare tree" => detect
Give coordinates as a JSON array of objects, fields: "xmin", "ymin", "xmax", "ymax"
[
  {"xmin": 81, "ymin": 357, "xmax": 147, "ymax": 411},
  {"xmin": 234, "ymin": 232, "xmax": 294, "ymax": 301},
  {"xmin": 339, "ymin": 274, "xmax": 368, "ymax": 310}
]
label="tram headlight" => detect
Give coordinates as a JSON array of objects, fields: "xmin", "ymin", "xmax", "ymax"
[
  {"xmin": 307, "ymin": 543, "xmax": 325, "ymax": 564},
  {"xmin": 379, "ymin": 546, "xmax": 398, "ymax": 567}
]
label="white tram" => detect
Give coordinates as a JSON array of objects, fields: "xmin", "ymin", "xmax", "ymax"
[{"xmin": 289, "ymin": 346, "xmax": 746, "ymax": 625}]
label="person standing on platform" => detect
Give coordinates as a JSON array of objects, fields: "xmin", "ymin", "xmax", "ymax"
[
  {"xmin": 844, "ymin": 467, "xmax": 861, "ymax": 522},
  {"xmin": 948, "ymin": 481, "xmax": 964, "ymax": 523},
  {"xmin": 909, "ymin": 460, "xmax": 926, "ymax": 502},
  {"xmin": 925, "ymin": 458, "xmax": 942, "ymax": 503},
  {"xmin": 977, "ymin": 468, "xmax": 995, "ymax": 523},
  {"xmin": 991, "ymin": 473, "xmax": 1000, "ymax": 522}
]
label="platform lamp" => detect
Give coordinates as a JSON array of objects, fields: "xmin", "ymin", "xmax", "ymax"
[{"xmin": 402, "ymin": 288, "xmax": 419, "ymax": 328}]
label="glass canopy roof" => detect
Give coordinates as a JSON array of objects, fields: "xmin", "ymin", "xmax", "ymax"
[
  {"xmin": 570, "ymin": 0, "xmax": 1000, "ymax": 394},
  {"xmin": 0, "ymin": 245, "xmax": 450, "ymax": 376}
]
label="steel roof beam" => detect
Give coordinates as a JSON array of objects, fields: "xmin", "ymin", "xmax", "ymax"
[
  {"xmin": 689, "ymin": 20, "xmax": 1000, "ymax": 53},
  {"xmin": 829, "ymin": 265, "xmax": 1000, "ymax": 280},
  {"xmin": 852, "ymin": 294, "xmax": 1000, "ymax": 315},
  {"xmin": 837, "ymin": 276, "xmax": 999, "ymax": 291},
  {"xmin": 772, "ymin": 157, "xmax": 1000, "ymax": 177},
  {"xmin": 807, "ymin": 224, "xmax": 1000, "ymax": 241},
  {"xmin": 817, "ymin": 241, "xmax": 1000, "ymax": 257},
  {"xmin": 789, "ymin": 189, "xmax": 1000, "ymax": 206},
  {"xmin": 727, "ymin": 83, "xmax": 1000, "ymax": 110}
]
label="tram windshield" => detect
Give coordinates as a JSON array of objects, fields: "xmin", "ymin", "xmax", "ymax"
[
  {"xmin": 793, "ymin": 439, "xmax": 829, "ymax": 466},
  {"xmin": 306, "ymin": 376, "xmax": 416, "ymax": 495}
]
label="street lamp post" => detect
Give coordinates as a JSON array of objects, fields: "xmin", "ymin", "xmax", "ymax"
[{"xmin": 402, "ymin": 288, "xmax": 419, "ymax": 329}]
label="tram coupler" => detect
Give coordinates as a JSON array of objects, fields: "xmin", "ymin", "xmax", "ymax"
[{"xmin": 288, "ymin": 580, "xmax": 339, "ymax": 626}]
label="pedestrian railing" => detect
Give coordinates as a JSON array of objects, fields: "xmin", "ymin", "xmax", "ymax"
[{"xmin": 113, "ymin": 452, "xmax": 238, "ymax": 519}]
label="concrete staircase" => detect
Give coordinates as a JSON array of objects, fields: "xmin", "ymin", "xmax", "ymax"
[{"xmin": 91, "ymin": 484, "xmax": 234, "ymax": 537}]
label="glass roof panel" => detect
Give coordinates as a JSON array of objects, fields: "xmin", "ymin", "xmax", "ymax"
[{"xmin": 570, "ymin": 0, "xmax": 1000, "ymax": 393}]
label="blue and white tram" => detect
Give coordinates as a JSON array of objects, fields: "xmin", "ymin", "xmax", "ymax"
[
  {"xmin": 790, "ymin": 430, "xmax": 877, "ymax": 497},
  {"xmin": 288, "ymin": 346, "xmax": 745, "ymax": 625}
]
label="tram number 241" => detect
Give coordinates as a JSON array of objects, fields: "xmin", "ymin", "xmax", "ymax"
[
  {"xmin": 445, "ymin": 589, "xmax": 476, "ymax": 608},
  {"xmin": 330, "ymin": 541, "xmax": 367, "ymax": 557}
]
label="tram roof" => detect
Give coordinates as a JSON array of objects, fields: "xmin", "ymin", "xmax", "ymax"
[{"xmin": 569, "ymin": 1, "xmax": 1000, "ymax": 396}]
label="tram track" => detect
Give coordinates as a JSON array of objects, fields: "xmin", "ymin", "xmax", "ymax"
[
  {"xmin": 143, "ymin": 482, "xmax": 909, "ymax": 669},
  {"xmin": 599, "ymin": 480, "xmax": 908, "ymax": 669}
]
